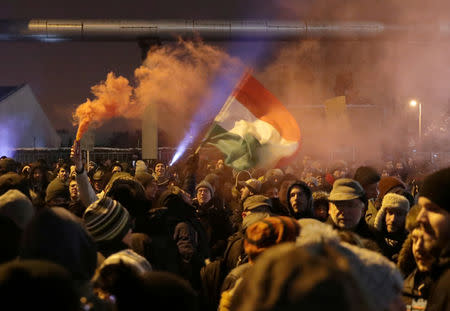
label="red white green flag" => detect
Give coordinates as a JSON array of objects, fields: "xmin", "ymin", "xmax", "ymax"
[{"xmin": 203, "ymin": 72, "xmax": 301, "ymax": 170}]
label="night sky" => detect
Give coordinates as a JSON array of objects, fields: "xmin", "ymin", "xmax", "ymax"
[
  {"xmin": 0, "ymin": 1, "xmax": 285, "ymax": 135},
  {"xmin": 0, "ymin": 0, "xmax": 447, "ymax": 143}
]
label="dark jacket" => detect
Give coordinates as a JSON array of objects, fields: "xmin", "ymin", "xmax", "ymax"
[
  {"xmin": 376, "ymin": 229, "xmax": 408, "ymax": 263},
  {"xmin": 199, "ymin": 229, "xmax": 247, "ymax": 311},
  {"xmin": 193, "ymin": 197, "xmax": 233, "ymax": 260},
  {"xmin": 286, "ymin": 181, "xmax": 314, "ymax": 220},
  {"xmin": 326, "ymin": 217, "xmax": 381, "ymax": 253},
  {"xmin": 403, "ymin": 269, "xmax": 433, "ymax": 310},
  {"xmin": 400, "ymin": 241, "xmax": 450, "ymax": 311},
  {"xmin": 158, "ymin": 189, "xmax": 209, "ymax": 289},
  {"xmin": 426, "ymin": 244, "xmax": 450, "ymax": 311}
]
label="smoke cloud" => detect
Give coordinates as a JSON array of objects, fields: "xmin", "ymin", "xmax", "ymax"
[
  {"xmin": 73, "ymin": 40, "xmax": 242, "ymax": 145},
  {"xmin": 251, "ymin": 0, "xmax": 450, "ymax": 166}
]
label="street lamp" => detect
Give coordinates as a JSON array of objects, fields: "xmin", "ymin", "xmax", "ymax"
[{"xmin": 409, "ymin": 99, "xmax": 422, "ymax": 140}]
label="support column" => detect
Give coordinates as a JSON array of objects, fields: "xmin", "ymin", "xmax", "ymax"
[{"xmin": 139, "ymin": 39, "xmax": 161, "ymax": 160}]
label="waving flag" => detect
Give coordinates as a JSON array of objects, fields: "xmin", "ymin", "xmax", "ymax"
[{"xmin": 202, "ymin": 72, "xmax": 301, "ymax": 170}]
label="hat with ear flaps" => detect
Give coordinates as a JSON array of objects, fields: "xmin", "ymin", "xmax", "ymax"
[{"xmin": 374, "ymin": 193, "xmax": 410, "ymax": 231}]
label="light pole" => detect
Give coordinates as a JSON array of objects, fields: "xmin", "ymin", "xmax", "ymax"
[{"xmin": 409, "ymin": 99, "xmax": 422, "ymax": 141}]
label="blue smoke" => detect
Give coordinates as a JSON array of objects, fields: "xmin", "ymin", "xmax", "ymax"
[
  {"xmin": 169, "ymin": 68, "xmax": 244, "ymax": 165},
  {"xmin": 169, "ymin": 41, "xmax": 274, "ymax": 166}
]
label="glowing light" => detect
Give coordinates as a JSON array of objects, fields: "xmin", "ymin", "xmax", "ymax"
[
  {"xmin": 169, "ymin": 41, "xmax": 271, "ymax": 166},
  {"xmin": 169, "ymin": 68, "xmax": 245, "ymax": 166},
  {"xmin": 409, "ymin": 100, "xmax": 417, "ymax": 107},
  {"xmin": 0, "ymin": 117, "xmax": 20, "ymax": 158}
]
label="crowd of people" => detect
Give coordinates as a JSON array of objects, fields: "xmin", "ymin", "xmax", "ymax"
[{"xmin": 0, "ymin": 144, "xmax": 449, "ymax": 311}]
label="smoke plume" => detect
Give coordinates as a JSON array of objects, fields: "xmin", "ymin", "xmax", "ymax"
[{"xmin": 73, "ymin": 40, "xmax": 241, "ymax": 144}]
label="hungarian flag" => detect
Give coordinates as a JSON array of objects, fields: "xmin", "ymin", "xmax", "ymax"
[{"xmin": 202, "ymin": 72, "xmax": 301, "ymax": 170}]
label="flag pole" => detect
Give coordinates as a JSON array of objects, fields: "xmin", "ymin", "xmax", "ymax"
[{"xmin": 194, "ymin": 68, "xmax": 253, "ymax": 155}]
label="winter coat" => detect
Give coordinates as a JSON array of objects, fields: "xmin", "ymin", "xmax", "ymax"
[
  {"xmin": 193, "ymin": 197, "xmax": 233, "ymax": 260},
  {"xmin": 326, "ymin": 217, "xmax": 382, "ymax": 253},
  {"xmin": 199, "ymin": 230, "xmax": 247, "ymax": 311},
  {"xmin": 376, "ymin": 230, "xmax": 408, "ymax": 263},
  {"xmin": 286, "ymin": 181, "xmax": 314, "ymax": 220},
  {"xmin": 401, "ymin": 243, "xmax": 450, "ymax": 311},
  {"xmin": 158, "ymin": 189, "xmax": 209, "ymax": 289},
  {"xmin": 426, "ymin": 244, "xmax": 450, "ymax": 311},
  {"xmin": 403, "ymin": 269, "xmax": 433, "ymax": 310}
]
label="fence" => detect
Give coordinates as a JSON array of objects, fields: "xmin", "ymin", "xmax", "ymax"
[{"xmin": 11, "ymin": 147, "xmax": 450, "ymax": 168}]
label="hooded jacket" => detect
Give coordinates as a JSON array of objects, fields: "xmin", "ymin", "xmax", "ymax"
[
  {"xmin": 286, "ymin": 181, "xmax": 313, "ymax": 220},
  {"xmin": 157, "ymin": 188, "xmax": 209, "ymax": 289}
]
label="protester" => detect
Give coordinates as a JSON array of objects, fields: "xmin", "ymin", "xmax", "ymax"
[
  {"xmin": 219, "ymin": 216, "xmax": 300, "ymax": 311},
  {"xmin": 68, "ymin": 178, "xmax": 86, "ymax": 217},
  {"xmin": 327, "ymin": 178, "xmax": 380, "ymax": 250},
  {"xmin": 312, "ymin": 190, "xmax": 329, "ymax": 222},
  {"xmin": 3, "ymin": 139, "xmax": 450, "ymax": 311},
  {"xmin": 368, "ymin": 176, "xmax": 406, "ymax": 227},
  {"xmin": 286, "ymin": 180, "xmax": 313, "ymax": 219},
  {"xmin": 414, "ymin": 167, "xmax": 450, "ymax": 311},
  {"xmin": 157, "ymin": 185, "xmax": 209, "ymax": 289},
  {"xmin": 193, "ymin": 180, "xmax": 232, "ymax": 260},
  {"xmin": 374, "ymin": 193, "xmax": 410, "ymax": 262}
]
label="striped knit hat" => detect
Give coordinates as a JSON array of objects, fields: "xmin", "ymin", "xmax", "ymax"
[
  {"xmin": 83, "ymin": 197, "xmax": 131, "ymax": 243},
  {"xmin": 100, "ymin": 249, "xmax": 152, "ymax": 274}
]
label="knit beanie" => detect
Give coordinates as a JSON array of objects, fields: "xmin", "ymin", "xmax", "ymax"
[
  {"xmin": 195, "ymin": 180, "xmax": 214, "ymax": 197},
  {"xmin": 0, "ymin": 189, "xmax": 35, "ymax": 230},
  {"xmin": 378, "ymin": 177, "xmax": 405, "ymax": 200},
  {"xmin": 45, "ymin": 178, "xmax": 69, "ymax": 203},
  {"xmin": 353, "ymin": 166, "xmax": 380, "ymax": 187},
  {"xmin": 83, "ymin": 197, "xmax": 131, "ymax": 243},
  {"xmin": 244, "ymin": 216, "xmax": 300, "ymax": 262},
  {"xmin": 135, "ymin": 160, "xmax": 148, "ymax": 175},
  {"xmin": 374, "ymin": 193, "xmax": 410, "ymax": 231},
  {"xmin": 243, "ymin": 195, "xmax": 272, "ymax": 212},
  {"xmin": 0, "ymin": 172, "xmax": 30, "ymax": 198},
  {"xmin": 420, "ymin": 167, "xmax": 450, "ymax": 212},
  {"xmin": 99, "ymin": 249, "xmax": 152, "ymax": 274}
]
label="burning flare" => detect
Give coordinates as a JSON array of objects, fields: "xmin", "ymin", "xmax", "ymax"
[{"xmin": 74, "ymin": 73, "xmax": 133, "ymax": 140}]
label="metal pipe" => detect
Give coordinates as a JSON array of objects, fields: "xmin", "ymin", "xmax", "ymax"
[{"xmin": 1, "ymin": 19, "xmax": 450, "ymax": 42}]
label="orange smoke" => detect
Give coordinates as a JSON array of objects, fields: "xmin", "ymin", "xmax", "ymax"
[
  {"xmin": 73, "ymin": 39, "xmax": 241, "ymax": 143},
  {"xmin": 74, "ymin": 72, "xmax": 133, "ymax": 140}
]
